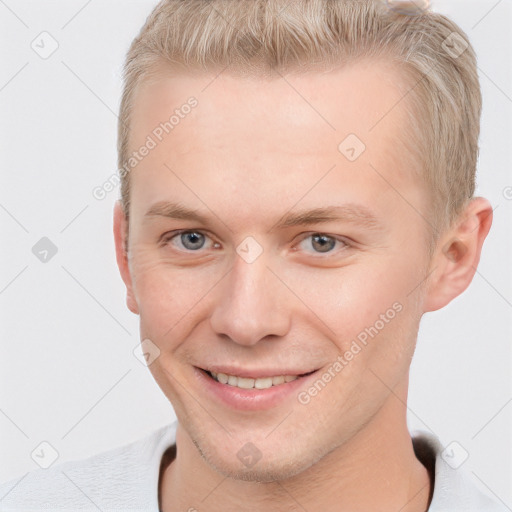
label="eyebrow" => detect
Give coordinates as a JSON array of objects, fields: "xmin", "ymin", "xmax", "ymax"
[{"xmin": 144, "ymin": 201, "xmax": 383, "ymax": 231}]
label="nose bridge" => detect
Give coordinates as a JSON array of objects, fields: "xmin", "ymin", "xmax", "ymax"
[{"xmin": 210, "ymin": 250, "xmax": 290, "ymax": 345}]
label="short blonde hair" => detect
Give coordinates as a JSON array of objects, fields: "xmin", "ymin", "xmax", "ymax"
[{"xmin": 117, "ymin": 0, "xmax": 481, "ymax": 253}]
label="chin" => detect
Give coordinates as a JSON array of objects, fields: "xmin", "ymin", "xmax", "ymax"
[
  {"xmin": 213, "ymin": 458, "xmax": 311, "ymax": 483},
  {"xmin": 195, "ymin": 438, "xmax": 320, "ymax": 483}
]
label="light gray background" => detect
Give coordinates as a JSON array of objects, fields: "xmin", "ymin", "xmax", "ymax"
[{"xmin": 1, "ymin": 0, "xmax": 511, "ymax": 505}]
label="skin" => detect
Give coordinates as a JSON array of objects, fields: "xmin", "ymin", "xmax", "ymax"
[{"xmin": 113, "ymin": 58, "xmax": 493, "ymax": 512}]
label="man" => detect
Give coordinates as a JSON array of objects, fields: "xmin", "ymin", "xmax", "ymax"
[{"xmin": 0, "ymin": 0, "xmax": 506, "ymax": 510}]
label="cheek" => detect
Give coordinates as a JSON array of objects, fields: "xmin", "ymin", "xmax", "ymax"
[
  {"xmin": 340, "ymin": 255, "xmax": 426, "ymax": 380},
  {"xmin": 278, "ymin": 253, "xmax": 423, "ymax": 360},
  {"xmin": 129, "ymin": 245, "xmax": 221, "ymax": 340},
  {"xmin": 287, "ymin": 260, "xmax": 405, "ymax": 324}
]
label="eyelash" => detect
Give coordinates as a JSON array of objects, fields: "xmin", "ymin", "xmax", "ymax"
[{"xmin": 160, "ymin": 230, "xmax": 351, "ymax": 256}]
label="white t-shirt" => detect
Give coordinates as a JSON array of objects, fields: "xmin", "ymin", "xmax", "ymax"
[{"xmin": 0, "ymin": 420, "xmax": 507, "ymax": 511}]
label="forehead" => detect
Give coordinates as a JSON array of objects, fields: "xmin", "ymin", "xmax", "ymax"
[
  {"xmin": 127, "ymin": 59, "xmax": 424, "ymax": 226},
  {"xmin": 131, "ymin": 59, "xmax": 412, "ymax": 149}
]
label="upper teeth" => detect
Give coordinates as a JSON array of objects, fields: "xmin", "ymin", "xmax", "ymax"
[{"xmin": 211, "ymin": 372, "xmax": 299, "ymax": 390}]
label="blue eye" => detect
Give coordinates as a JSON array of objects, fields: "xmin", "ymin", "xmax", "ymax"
[
  {"xmin": 163, "ymin": 230, "xmax": 213, "ymax": 251},
  {"xmin": 180, "ymin": 232, "xmax": 206, "ymax": 250},
  {"xmin": 161, "ymin": 230, "xmax": 349, "ymax": 256},
  {"xmin": 298, "ymin": 233, "xmax": 348, "ymax": 254}
]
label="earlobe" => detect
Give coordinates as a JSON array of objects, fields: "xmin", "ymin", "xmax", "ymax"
[
  {"xmin": 422, "ymin": 197, "xmax": 493, "ymax": 313},
  {"xmin": 113, "ymin": 201, "xmax": 139, "ymax": 315}
]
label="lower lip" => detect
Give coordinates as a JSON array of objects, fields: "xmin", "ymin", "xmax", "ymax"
[{"xmin": 193, "ymin": 367, "xmax": 319, "ymax": 411}]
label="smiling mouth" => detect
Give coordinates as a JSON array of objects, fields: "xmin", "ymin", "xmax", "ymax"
[{"xmin": 203, "ymin": 369, "xmax": 317, "ymax": 390}]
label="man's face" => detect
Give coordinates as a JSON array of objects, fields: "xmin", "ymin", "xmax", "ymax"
[{"xmin": 122, "ymin": 59, "xmax": 434, "ymax": 481}]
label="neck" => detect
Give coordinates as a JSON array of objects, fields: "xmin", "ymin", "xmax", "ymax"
[{"xmin": 160, "ymin": 379, "xmax": 433, "ymax": 512}]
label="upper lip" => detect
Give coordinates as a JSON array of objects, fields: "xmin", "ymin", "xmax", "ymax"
[{"xmin": 198, "ymin": 366, "xmax": 320, "ymax": 379}]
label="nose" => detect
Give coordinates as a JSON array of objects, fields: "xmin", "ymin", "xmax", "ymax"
[{"xmin": 209, "ymin": 251, "xmax": 291, "ymax": 346}]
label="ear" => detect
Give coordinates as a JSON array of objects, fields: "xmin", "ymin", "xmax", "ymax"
[
  {"xmin": 423, "ymin": 197, "xmax": 493, "ymax": 312},
  {"xmin": 113, "ymin": 201, "xmax": 139, "ymax": 315}
]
